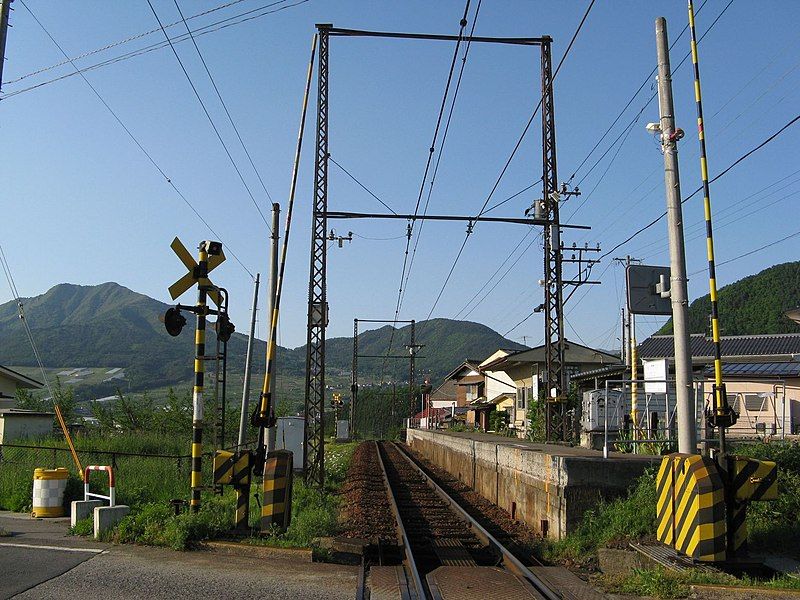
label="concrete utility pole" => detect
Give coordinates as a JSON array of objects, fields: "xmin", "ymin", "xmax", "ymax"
[
  {"xmin": 620, "ymin": 308, "xmax": 627, "ymax": 366},
  {"xmin": 266, "ymin": 202, "xmax": 280, "ymax": 453},
  {"xmin": 0, "ymin": 0, "xmax": 11, "ymax": 93},
  {"xmin": 237, "ymin": 273, "xmax": 260, "ymax": 448},
  {"xmin": 655, "ymin": 17, "xmax": 696, "ymax": 454}
]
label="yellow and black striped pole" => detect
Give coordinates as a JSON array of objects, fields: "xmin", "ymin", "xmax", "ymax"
[
  {"xmin": 688, "ymin": 0, "xmax": 736, "ymax": 451},
  {"xmin": 190, "ymin": 243, "xmax": 210, "ymax": 513}
]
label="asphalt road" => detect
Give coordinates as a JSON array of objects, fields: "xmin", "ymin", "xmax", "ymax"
[{"xmin": 0, "ymin": 512, "xmax": 358, "ymax": 600}]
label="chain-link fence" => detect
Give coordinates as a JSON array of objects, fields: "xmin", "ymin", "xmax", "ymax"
[{"xmin": 0, "ymin": 443, "xmax": 206, "ymax": 512}]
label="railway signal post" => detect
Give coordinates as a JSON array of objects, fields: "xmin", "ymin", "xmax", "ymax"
[{"xmin": 163, "ymin": 237, "xmax": 228, "ymax": 513}]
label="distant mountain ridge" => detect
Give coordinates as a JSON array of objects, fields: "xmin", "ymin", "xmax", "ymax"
[
  {"xmin": 657, "ymin": 261, "xmax": 800, "ymax": 336},
  {"xmin": 0, "ymin": 282, "xmax": 525, "ymax": 398}
]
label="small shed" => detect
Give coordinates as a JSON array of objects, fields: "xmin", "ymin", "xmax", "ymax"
[{"xmin": 0, "ymin": 408, "xmax": 54, "ymax": 443}]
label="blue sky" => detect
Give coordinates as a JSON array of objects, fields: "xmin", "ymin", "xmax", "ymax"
[{"xmin": 1, "ymin": 0, "xmax": 798, "ymax": 352}]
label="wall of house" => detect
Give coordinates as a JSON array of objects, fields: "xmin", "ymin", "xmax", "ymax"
[
  {"xmin": 0, "ymin": 376, "xmax": 17, "ymax": 399},
  {"xmin": 0, "ymin": 415, "xmax": 54, "ymax": 444},
  {"xmin": 715, "ymin": 378, "xmax": 800, "ymax": 436},
  {"xmin": 485, "ymin": 370, "xmax": 516, "ymax": 403},
  {"xmin": 406, "ymin": 428, "xmax": 656, "ymax": 540}
]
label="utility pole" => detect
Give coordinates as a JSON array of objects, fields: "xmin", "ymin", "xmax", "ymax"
[
  {"xmin": 615, "ymin": 255, "xmax": 642, "ymax": 433},
  {"xmin": 266, "ymin": 203, "xmax": 280, "ymax": 453},
  {"xmin": 237, "ymin": 274, "xmax": 260, "ymax": 448},
  {"xmin": 655, "ymin": 17, "xmax": 696, "ymax": 454},
  {"xmin": 0, "ymin": 0, "xmax": 11, "ymax": 94},
  {"xmin": 351, "ymin": 319, "xmax": 358, "ymax": 439},
  {"xmin": 620, "ymin": 308, "xmax": 627, "ymax": 366}
]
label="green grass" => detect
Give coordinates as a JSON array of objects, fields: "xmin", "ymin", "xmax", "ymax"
[
  {"xmin": 599, "ymin": 567, "xmax": 800, "ymax": 599},
  {"xmin": 58, "ymin": 438, "xmax": 358, "ymax": 552},
  {"xmin": 68, "ymin": 516, "xmax": 93, "ymax": 537}
]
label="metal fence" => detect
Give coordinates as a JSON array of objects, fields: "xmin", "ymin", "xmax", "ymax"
[{"xmin": 0, "ymin": 443, "xmax": 204, "ymax": 508}]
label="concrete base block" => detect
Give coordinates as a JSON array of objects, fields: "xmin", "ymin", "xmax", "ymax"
[
  {"xmin": 598, "ymin": 547, "xmax": 656, "ymax": 576},
  {"xmin": 71, "ymin": 500, "xmax": 104, "ymax": 527},
  {"xmin": 94, "ymin": 505, "xmax": 130, "ymax": 539}
]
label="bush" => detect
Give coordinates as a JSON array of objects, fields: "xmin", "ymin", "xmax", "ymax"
[{"xmin": 113, "ymin": 495, "xmax": 233, "ymax": 550}]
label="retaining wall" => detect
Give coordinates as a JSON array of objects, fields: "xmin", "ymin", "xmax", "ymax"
[{"xmin": 406, "ymin": 429, "xmax": 656, "ymax": 539}]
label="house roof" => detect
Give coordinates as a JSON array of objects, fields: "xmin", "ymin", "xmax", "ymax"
[
  {"xmin": 413, "ymin": 407, "xmax": 450, "ymax": 419},
  {"xmin": 0, "ymin": 366, "xmax": 44, "ymax": 389},
  {"xmin": 456, "ymin": 375, "xmax": 484, "ymax": 385},
  {"xmin": 701, "ymin": 362, "xmax": 800, "ymax": 378},
  {"xmin": 571, "ymin": 363, "xmax": 627, "ymax": 381},
  {"xmin": 481, "ymin": 339, "xmax": 620, "ymax": 372},
  {"xmin": 443, "ymin": 360, "xmax": 482, "ymax": 381},
  {"xmin": 0, "ymin": 407, "xmax": 54, "ymax": 417},
  {"xmin": 638, "ymin": 334, "xmax": 800, "ymax": 361},
  {"xmin": 430, "ymin": 378, "xmax": 457, "ymax": 401}
]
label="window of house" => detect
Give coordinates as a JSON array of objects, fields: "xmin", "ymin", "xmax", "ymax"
[
  {"xmin": 466, "ymin": 384, "xmax": 476, "ymax": 403},
  {"xmin": 743, "ymin": 394, "xmax": 765, "ymax": 412},
  {"xmin": 517, "ymin": 386, "xmax": 527, "ymax": 410}
]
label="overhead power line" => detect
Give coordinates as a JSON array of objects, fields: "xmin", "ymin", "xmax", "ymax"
[
  {"xmin": 688, "ymin": 229, "xmax": 800, "ymax": 276},
  {"xmin": 329, "ymin": 156, "xmax": 398, "ymax": 214},
  {"xmin": 146, "ymin": 0, "xmax": 272, "ymax": 232},
  {"xmin": 400, "ymin": 0, "xmax": 483, "ymax": 311},
  {"xmin": 1, "ymin": 0, "xmax": 310, "ymax": 101},
  {"xmin": 173, "ymin": 0, "xmax": 274, "ymax": 203},
  {"xmin": 2, "ymin": 0, "xmax": 258, "ymax": 86},
  {"xmin": 19, "ymin": 0, "xmax": 254, "ymax": 278},
  {"xmin": 600, "ymin": 113, "xmax": 800, "ymax": 260},
  {"xmin": 565, "ymin": 0, "xmax": 713, "ymax": 186}
]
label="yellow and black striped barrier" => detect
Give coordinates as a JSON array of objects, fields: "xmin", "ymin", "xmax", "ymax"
[
  {"xmin": 213, "ymin": 450, "xmax": 251, "ymax": 486},
  {"xmin": 657, "ymin": 453, "xmax": 778, "ymax": 562},
  {"xmin": 657, "ymin": 454, "xmax": 726, "ymax": 562},
  {"xmin": 214, "ymin": 449, "xmax": 252, "ymax": 530},
  {"xmin": 261, "ymin": 450, "xmax": 293, "ymax": 532}
]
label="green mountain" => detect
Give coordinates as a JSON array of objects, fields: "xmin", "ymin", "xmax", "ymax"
[
  {"xmin": 657, "ymin": 261, "xmax": 800, "ymax": 335},
  {"xmin": 0, "ymin": 283, "xmax": 524, "ymax": 398}
]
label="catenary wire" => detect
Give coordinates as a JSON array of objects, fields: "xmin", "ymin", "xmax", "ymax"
[
  {"xmin": 400, "ymin": 0, "xmax": 483, "ymax": 311},
  {"xmin": 19, "ymin": 0, "xmax": 254, "ymax": 278},
  {"xmin": 424, "ymin": 0, "xmax": 596, "ymax": 322},
  {"xmin": 379, "ymin": 0, "xmax": 474, "ymax": 385},
  {"xmin": 146, "ymin": 0, "xmax": 272, "ymax": 232}
]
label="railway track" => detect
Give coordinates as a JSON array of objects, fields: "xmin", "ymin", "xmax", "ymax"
[{"xmin": 358, "ymin": 440, "xmax": 562, "ymax": 600}]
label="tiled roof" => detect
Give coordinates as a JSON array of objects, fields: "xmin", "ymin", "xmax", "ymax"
[
  {"xmin": 701, "ymin": 362, "xmax": 800, "ymax": 378},
  {"xmin": 571, "ymin": 364, "xmax": 627, "ymax": 381},
  {"xmin": 638, "ymin": 334, "xmax": 800, "ymax": 360}
]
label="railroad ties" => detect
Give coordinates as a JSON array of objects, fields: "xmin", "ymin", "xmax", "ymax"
[{"xmin": 358, "ymin": 441, "xmax": 560, "ymax": 600}]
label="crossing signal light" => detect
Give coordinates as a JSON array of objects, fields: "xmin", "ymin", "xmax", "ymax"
[
  {"xmin": 215, "ymin": 314, "xmax": 235, "ymax": 343},
  {"xmin": 161, "ymin": 307, "xmax": 187, "ymax": 337}
]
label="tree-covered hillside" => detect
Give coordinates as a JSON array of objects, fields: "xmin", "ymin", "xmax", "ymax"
[
  {"xmin": 0, "ymin": 283, "xmax": 524, "ymax": 399},
  {"xmin": 657, "ymin": 261, "xmax": 800, "ymax": 335}
]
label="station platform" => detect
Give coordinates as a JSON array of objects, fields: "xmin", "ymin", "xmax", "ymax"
[{"xmin": 405, "ymin": 428, "xmax": 658, "ymax": 540}]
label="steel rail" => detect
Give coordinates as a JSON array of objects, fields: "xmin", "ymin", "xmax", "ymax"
[
  {"xmin": 374, "ymin": 441, "xmax": 426, "ymax": 600},
  {"xmin": 390, "ymin": 442, "xmax": 561, "ymax": 600}
]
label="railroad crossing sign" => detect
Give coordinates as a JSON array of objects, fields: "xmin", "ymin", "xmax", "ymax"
[{"xmin": 168, "ymin": 237, "xmax": 225, "ymax": 306}]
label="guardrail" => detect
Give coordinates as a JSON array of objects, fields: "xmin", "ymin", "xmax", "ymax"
[{"xmin": 84, "ymin": 465, "xmax": 116, "ymax": 506}]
